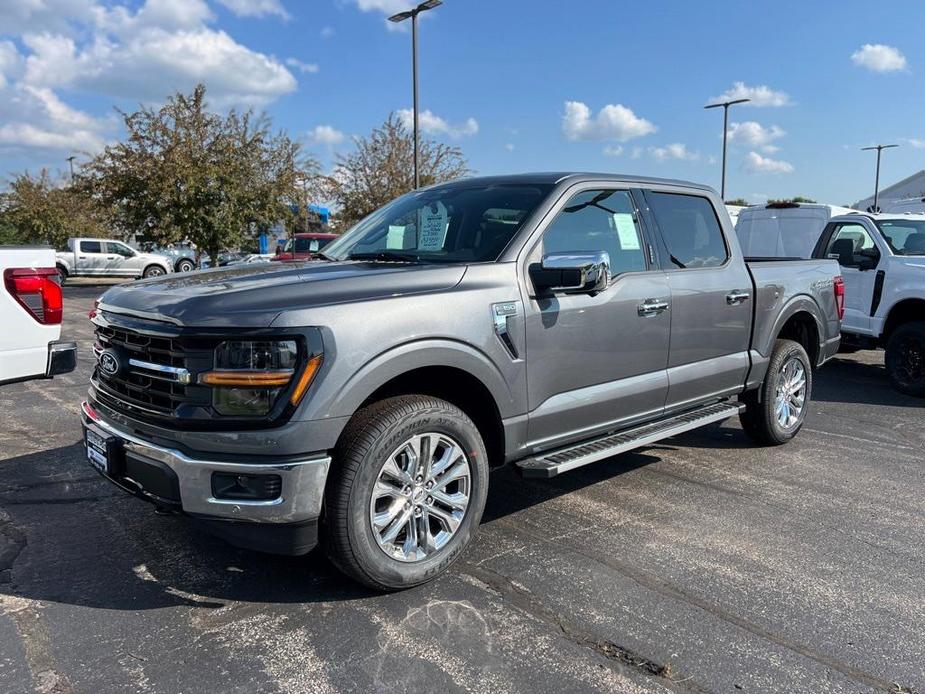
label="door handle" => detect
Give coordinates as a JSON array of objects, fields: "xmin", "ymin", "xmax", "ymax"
[
  {"xmin": 726, "ymin": 290, "xmax": 750, "ymax": 305},
  {"xmin": 637, "ymin": 299, "xmax": 669, "ymax": 317}
]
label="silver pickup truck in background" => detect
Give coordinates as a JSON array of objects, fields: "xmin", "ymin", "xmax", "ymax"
[
  {"xmin": 80, "ymin": 173, "xmax": 843, "ymax": 590},
  {"xmin": 56, "ymin": 238, "xmax": 173, "ymax": 283}
]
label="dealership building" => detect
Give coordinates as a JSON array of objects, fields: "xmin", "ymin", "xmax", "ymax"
[{"xmin": 854, "ymin": 169, "xmax": 925, "ymax": 211}]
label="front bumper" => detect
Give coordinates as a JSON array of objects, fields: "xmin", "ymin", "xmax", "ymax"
[{"xmin": 81, "ymin": 401, "xmax": 330, "ymax": 553}]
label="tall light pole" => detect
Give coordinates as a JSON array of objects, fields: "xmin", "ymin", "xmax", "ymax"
[
  {"xmin": 861, "ymin": 143, "xmax": 898, "ymax": 212},
  {"xmin": 704, "ymin": 98, "xmax": 749, "ymax": 200},
  {"xmin": 66, "ymin": 155, "xmax": 76, "ymax": 181},
  {"xmin": 388, "ymin": 0, "xmax": 442, "ymax": 190}
]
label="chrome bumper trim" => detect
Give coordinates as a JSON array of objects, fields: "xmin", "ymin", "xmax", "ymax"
[{"xmin": 81, "ymin": 401, "xmax": 330, "ymax": 524}]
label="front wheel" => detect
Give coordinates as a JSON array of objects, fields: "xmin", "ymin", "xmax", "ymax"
[
  {"xmin": 142, "ymin": 264, "xmax": 166, "ymax": 279},
  {"xmin": 325, "ymin": 395, "xmax": 489, "ymax": 591},
  {"xmin": 885, "ymin": 321, "xmax": 925, "ymax": 397},
  {"xmin": 740, "ymin": 339, "xmax": 812, "ymax": 445}
]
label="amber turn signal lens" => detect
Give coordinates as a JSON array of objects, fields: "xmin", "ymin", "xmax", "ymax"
[
  {"xmin": 290, "ymin": 354, "xmax": 323, "ymax": 405},
  {"xmin": 200, "ymin": 370, "xmax": 294, "ymax": 387}
]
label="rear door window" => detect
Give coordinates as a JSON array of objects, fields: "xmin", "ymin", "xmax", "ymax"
[
  {"xmin": 648, "ymin": 192, "xmax": 728, "ymax": 268},
  {"xmin": 80, "ymin": 240, "xmax": 102, "ymax": 253}
]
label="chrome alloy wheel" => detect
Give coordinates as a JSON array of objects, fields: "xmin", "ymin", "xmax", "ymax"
[
  {"xmin": 369, "ymin": 433, "xmax": 472, "ymax": 563},
  {"xmin": 774, "ymin": 356, "xmax": 806, "ymax": 429}
]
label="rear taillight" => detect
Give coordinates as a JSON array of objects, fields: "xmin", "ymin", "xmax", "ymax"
[
  {"xmin": 833, "ymin": 276, "xmax": 845, "ymax": 321},
  {"xmin": 3, "ymin": 267, "xmax": 63, "ymax": 325}
]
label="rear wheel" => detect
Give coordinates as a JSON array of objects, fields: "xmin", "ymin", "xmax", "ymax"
[
  {"xmin": 325, "ymin": 395, "xmax": 489, "ymax": 591},
  {"xmin": 740, "ymin": 339, "xmax": 812, "ymax": 445},
  {"xmin": 56, "ymin": 265, "xmax": 68, "ymax": 285},
  {"xmin": 176, "ymin": 258, "xmax": 195, "ymax": 273},
  {"xmin": 142, "ymin": 264, "xmax": 166, "ymax": 279},
  {"xmin": 885, "ymin": 321, "xmax": 925, "ymax": 397}
]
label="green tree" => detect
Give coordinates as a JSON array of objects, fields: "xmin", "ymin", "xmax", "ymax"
[
  {"xmin": 724, "ymin": 198, "xmax": 750, "ymax": 207},
  {"xmin": 324, "ymin": 113, "xmax": 471, "ymax": 229},
  {"xmin": 0, "ymin": 170, "xmax": 107, "ymax": 247},
  {"xmin": 83, "ymin": 84, "xmax": 317, "ymax": 265}
]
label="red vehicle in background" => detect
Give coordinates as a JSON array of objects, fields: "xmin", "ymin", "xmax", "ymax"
[{"xmin": 271, "ymin": 233, "xmax": 339, "ymax": 261}]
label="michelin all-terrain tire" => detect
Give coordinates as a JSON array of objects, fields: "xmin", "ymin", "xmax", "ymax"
[
  {"xmin": 885, "ymin": 321, "xmax": 925, "ymax": 397},
  {"xmin": 324, "ymin": 395, "xmax": 489, "ymax": 591},
  {"xmin": 740, "ymin": 338, "xmax": 813, "ymax": 446}
]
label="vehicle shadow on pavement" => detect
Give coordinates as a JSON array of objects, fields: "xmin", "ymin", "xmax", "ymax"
[
  {"xmin": 0, "ymin": 443, "xmax": 375, "ymax": 612},
  {"xmin": 1, "ymin": 442, "xmax": 671, "ymax": 611},
  {"xmin": 811, "ymin": 356, "xmax": 923, "ymax": 408}
]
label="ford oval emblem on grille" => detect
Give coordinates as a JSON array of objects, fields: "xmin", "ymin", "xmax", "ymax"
[{"xmin": 99, "ymin": 349, "xmax": 121, "ymax": 377}]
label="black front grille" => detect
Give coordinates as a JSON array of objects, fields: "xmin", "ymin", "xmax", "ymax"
[{"xmin": 93, "ymin": 322, "xmax": 214, "ymax": 421}]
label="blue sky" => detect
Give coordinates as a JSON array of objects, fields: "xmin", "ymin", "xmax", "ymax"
[{"xmin": 1, "ymin": 0, "xmax": 924, "ymax": 205}]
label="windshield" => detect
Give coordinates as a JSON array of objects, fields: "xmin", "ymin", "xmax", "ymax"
[
  {"xmin": 324, "ymin": 183, "xmax": 553, "ymax": 263},
  {"xmin": 284, "ymin": 237, "xmax": 332, "ymax": 253},
  {"xmin": 876, "ymin": 220, "xmax": 925, "ymax": 256}
]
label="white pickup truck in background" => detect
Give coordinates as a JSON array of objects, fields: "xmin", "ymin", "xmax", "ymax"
[
  {"xmin": 735, "ymin": 202, "xmax": 854, "ymax": 259},
  {"xmin": 56, "ymin": 238, "xmax": 173, "ymax": 283},
  {"xmin": 1, "ymin": 246, "xmax": 77, "ymax": 384},
  {"xmin": 811, "ymin": 213, "xmax": 925, "ymax": 396}
]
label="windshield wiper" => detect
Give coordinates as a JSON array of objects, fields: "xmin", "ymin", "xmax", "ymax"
[{"xmin": 348, "ymin": 251, "xmax": 422, "ymax": 263}]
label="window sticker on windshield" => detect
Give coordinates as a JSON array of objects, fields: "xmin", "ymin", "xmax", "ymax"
[
  {"xmin": 387, "ymin": 225, "xmax": 414, "ymax": 249},
  {"xmin": 613, "ymin": 213, "xmax": 640, "ymax": 250},
  {"xmin": 419, "ymin": 202, "xmax": 449, "ymax": 251}
]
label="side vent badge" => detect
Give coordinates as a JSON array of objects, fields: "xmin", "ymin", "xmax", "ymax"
[{"xmin": 492, "ymin": 301, "xmax": 520, "ymax": 359}]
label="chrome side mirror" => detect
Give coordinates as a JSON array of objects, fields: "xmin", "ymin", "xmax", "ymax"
[{"xmin": 530, "ymin": 251, "xmax": 611, "ymax": 295}]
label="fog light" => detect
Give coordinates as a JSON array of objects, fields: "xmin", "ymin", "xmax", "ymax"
[{"xmin": 211, "ymin": 472, "xmax": 282, "ymax": 501}]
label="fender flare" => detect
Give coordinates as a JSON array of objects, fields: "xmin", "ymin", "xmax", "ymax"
[
  {"xmin": 317, "ymin": 338, "xmax": 517, "ymax": 422},
  {"xmin": 765, "ymin": 294, "xmax": 826, "ymax": 358}
]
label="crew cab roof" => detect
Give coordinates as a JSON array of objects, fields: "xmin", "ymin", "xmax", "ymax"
[{"xmin": 425, "ymin": 172, "xmax": 716, "ymax": 194}]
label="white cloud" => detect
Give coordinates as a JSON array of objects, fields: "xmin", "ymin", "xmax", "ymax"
[
  {"xmin": 0, "ymin": 41, "xmax": 23, "ymax": 88},
  {"xmin": 0, "ymin": 0, "xmax": 299, "ymax": 164},
  {"xmin": 904, "ymin": 138, "xmax": 925, "ymax": 149},
  {"xmin": 710, "ymin": 82, "xmax": 791, "ymax": 107},
  {"xmin": 727, "ymin": 121, "xmax": 785, "ymax": 152},
  {"xmin": 397, "ymin": 108, "xmax": 478, "ymax": 138},
  {"xmin": 0, "ymin": 0, "xmax": 98, "ymax": 35},
  {"xmin": 744, "ymin": 151, "xmax": 794, "ymax": 174},
  {"xmin": 649, "ymin": 143, "xmax": 698, "ymax": 162},
  {"xmin": 215, "ymin": 0, "xmax": 290, "ymax": 19},
  {"xmin": 0, "ymin": 84, "xmax": 108, "ymax": 153},
  {"xmin": 504, "ymin": 143, "xmax": 515, "ymax": 152},
  {"xmin": 320, "ymin": 26, "xmax": 335, "ymax": 38},
  {"xmin": 630, "ymin": 146, "xmax": 642, "ymax": 160},
  {"xmin": 17, "ymin": 8, "xmax": 297, "ymax": 106},
  {"xmin": 851, "ymin": 44, "xmax": 907, "ymax": 72},
  {"xmin": 308, "ymin": 124, "xmax": 345, "ymax": 146},
  {"xmin": 602, "ymin": 145, "xmax": 623, "ymax": 157},
  {"xmin": 285, "ymin": 58, "xmax": 319, "ymax": 74},
  {"xmin": 562, "ymin": 101, "xmax": 656, "ymax": 142}
]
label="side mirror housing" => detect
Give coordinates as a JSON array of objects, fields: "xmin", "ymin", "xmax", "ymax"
[{"xmin": 530, "ymin": 251, "xmax": 611, "ymax": 295}]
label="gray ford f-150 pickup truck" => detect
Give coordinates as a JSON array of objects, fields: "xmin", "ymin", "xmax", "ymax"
[{"xmin": 81, "ymin": 173, "xmax": 843, "ymax": 589}]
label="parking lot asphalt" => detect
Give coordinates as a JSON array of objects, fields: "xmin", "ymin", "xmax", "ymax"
[{"xmin": 1, "ymin": 283, "xmax": 923, "ymax": 694}]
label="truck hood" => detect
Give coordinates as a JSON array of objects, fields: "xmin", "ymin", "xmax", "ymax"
[{"xmin": 98, "ymin": 260, "xmax": 467, "ymax": 328}]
